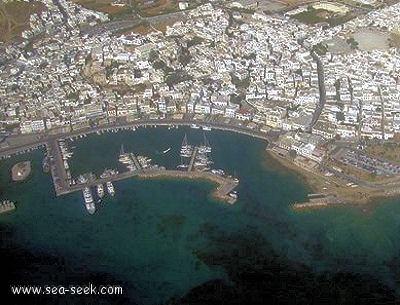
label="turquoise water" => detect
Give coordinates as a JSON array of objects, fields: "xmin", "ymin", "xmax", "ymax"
[{"xmin": 1, "ymin": 127, "xmax": 400, "ymax": 303}]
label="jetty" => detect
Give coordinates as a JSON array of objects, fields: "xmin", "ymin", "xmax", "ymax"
[
  {"xmin": 52, "ymin": 166, "xmax": 238, "ymax": 204},
  {"xmin": 292, "ymin": 194, "xmax": 337, "ymax": 210},
  {"xmin": 139, "ymin": 169, "xmax": 239, "ymax": 204},
  {"xmin": 188, "ymin": 147, "xmax": 198, "ymax": 172},
  {"xmin": 292, "ymin": 201, "xmax": 328, "ymax": 210}
]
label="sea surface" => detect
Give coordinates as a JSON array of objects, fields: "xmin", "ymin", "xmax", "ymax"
[{"xmin": 1, "ymin": 127, "xmax": 400, "ymax": 304}]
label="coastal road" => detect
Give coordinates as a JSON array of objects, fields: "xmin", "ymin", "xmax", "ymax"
[{"xmin": 0, "ymin": 118, "xmax": 274, "ymax": 159}]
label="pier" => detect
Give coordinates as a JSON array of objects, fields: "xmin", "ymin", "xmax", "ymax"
[
  {"xmin": 138, "ymin": 170, "xmax": 239, "ymax": 204},
  {"xmin": 292, "ymin": 194, "xmax": 337, "ymax": 210},
  {"xmin": 292, "ymin": 202, "xmax": 328, "ymax": 210},
  {"xmin": 54, "ymin": 166, "xmax": 238, "ymax": 204},
  {"xmin": 187, "ymin": 147, "xmax": 198, "ymax": 172},
  {"xmin": 130, "ymin": 153, "xmax": 143, "ymax": 172},
  {"xmin": 47, "ymin": 139, "xmax": 70, "ymax": 195}
]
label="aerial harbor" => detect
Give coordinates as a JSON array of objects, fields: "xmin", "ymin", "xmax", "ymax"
[
  {"xmin": 44, "ymin": 128, "xmax": 239, "ymax": 214},
  {"xmin": 2, "ymin": 0, "xmax": 400, "ymax": 304}
]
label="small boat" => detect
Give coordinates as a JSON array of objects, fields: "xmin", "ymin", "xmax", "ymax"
[
  {"xmin": 83, "ymin": 187, "xmax": 95, "ymax": 215},
  {"xmin": 229, "ymin": 191, "xmax": 238, "ymax": 199},
  {"xmin": 97, "ymin": 184, "xmax": 105, "ymax": 198},
  {"xmin": 106, "ymin": 181, "xmax": 115, "ymax": 196},
  {"xmin": 162, "ymin": 147, "xmax": 171, "ymax": 154}
]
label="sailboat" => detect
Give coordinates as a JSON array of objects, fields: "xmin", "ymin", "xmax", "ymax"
[
  {"xmin": 179, "ymin": 134, "xmax": 192, "ymax": 158},
  {"xmin": 202, "ymin": 133, "xmax": 212, "ymax": 153}
]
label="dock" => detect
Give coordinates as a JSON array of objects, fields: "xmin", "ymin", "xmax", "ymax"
[
  {"xmin": 187, "ymin": 147, "xmax": 198, "ymax": 172},
  {"xmin": 292, "ymin": 201, "xmax": 328, "ymax": 210},
  {"xmin": 130, "ymin": 153, "xmax": 143, "ymax": 172},
  {"xmin": 47, "ymin": 139, "xmax": 70, "ymax": 195},
  {"xmin": 138, "ymin": 169, "xmax": 239, "ymax": 204},
  {"xmin": 54, "ymin": 167, "xmax": 238, "ymax": 204},
  {"xmin": 292, "ymin": 194, "xmax": 336, "ymax": 210}
]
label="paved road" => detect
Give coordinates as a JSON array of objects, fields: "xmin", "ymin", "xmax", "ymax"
[{"xmin": 308, "ymin": 51, "xmax": 327, "ymax": 132}]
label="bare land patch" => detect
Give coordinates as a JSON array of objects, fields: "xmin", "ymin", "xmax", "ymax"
[
  {"xmin": 0, "ymin": 1, "xmax": 46, "ymax": 42},
  {"xmin": 72, "ymin": 0, "xmax": 131, "ymax": 17}
]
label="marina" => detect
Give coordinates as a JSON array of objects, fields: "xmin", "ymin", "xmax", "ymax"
[
  {"xmin": 39, "ymin": 128, "xmax": 240, "ymax": 212},
  {"xmin": 0, "ymin": 121, "xmax": 261, "ymax": 216}
]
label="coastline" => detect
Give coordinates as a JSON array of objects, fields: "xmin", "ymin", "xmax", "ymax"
[
  {"xmin": 0, "ymin": 118, "xmax": 272, "ymax": 159},
  {"xmin": 266, "ymin": 149, "xmax": 400, "ymax": 208},
  {"xmin": 2, "ymin": 119, "xmax": 400, "ymax": 208}
]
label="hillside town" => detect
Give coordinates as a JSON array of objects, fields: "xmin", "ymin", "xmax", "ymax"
[{"xmin": 1, "ymin": 0, "xmax": 400, "ymax": 202}]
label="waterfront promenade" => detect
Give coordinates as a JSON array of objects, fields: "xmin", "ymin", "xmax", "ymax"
[{"xmin": 0, "ymin": 118, "xmax": 273, "ymax": 159}]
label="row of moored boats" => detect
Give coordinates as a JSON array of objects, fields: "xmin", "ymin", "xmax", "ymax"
[{"xmin": 83, "ymin": 181, "xmax": 115, "ymax": 215}]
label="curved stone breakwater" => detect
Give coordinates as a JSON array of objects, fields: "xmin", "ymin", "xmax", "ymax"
[{"xmin": 138, "ymin": 169, "xmax": 239, "ymax": 204}]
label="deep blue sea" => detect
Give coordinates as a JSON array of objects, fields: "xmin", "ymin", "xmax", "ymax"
[{"xmin": 1, "ymin": 127, "xmax": 400, "ymax": 304}]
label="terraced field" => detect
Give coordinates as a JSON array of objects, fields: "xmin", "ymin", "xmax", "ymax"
[
  {"xmin": 73, "ymin": 0, "xmax": 179, "ymax": 18},
  {"xmin": 72, "ymin": 0, "xmax": 131, "ymax": 17}
]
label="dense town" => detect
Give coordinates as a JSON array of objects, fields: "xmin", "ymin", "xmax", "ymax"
[{"xmin": 1, "ymin": 0, "xmax": 400, "ymax": 204}]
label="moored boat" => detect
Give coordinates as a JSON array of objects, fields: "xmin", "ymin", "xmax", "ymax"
[
  {"xmin": 83, "ymin": 187, "xmax": 95, "ymax": 215},
  {"xmin": 0, "ymin": 200, "xmax": 16, "ymax": 214},
  {"xmin": 42, "ymin": 156, "xmax": 50, "ymax": 173},
  {"xmin": 106, "ymin": 181, "xmax": 115, "ymax": 196},
  {"xmin": 97, "ymin": 184, "xmax": 105, "ymax": 198}
]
